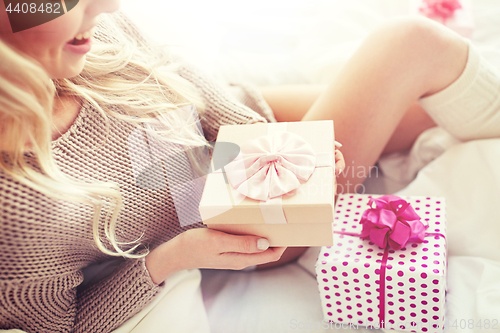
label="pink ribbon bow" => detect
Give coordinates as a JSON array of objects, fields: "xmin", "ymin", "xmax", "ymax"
[
  {"xmin": 224, "ymin": 132, "xmax": 316, "ymax": 201},
  {"xmin": 419, "ymin": 0, "xmax": 462, "ymax": 20},
  {"xmin": 360, "ymin": 195, "xmax": 428, "ymax": 250}
]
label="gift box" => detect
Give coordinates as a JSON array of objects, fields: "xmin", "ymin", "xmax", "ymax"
[
  {"xmin": 410, "ymin": 0, "xmax": 474, "ymax": 38},
  {"xmin": 316, "ymin": 194, "xmax": 447, "ymax": 333},
  {"xmin": 199, "ymin": 120, "xmax": 336, "ymax": 247}
]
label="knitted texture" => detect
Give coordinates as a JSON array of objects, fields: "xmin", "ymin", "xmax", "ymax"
[
  {"xmin": 0, "ymin": 13, "xmax": 271, "ymax": 333},
  {"xmin": 419, "ymin": 42, "xmax": 500, "ymax": 141}
]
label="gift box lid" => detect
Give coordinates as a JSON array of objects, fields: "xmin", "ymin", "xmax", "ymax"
[{"xmin": 199, "ymin": 120, "xmax": 336, "ymax": 225}]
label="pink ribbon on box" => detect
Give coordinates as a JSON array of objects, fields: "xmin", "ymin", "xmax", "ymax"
[
  {"xmin": 419, "ymin": 0, "xmax": 462, "ymax": 21},
  {"xmin": 334, "ymin": 195, "xmax": 446, "ymax": 327},
  {"xmin": 359, "ymin": 195, "xmax": 428, "ymax": 251},
  {"xmin": 224, "ymin": 131, "xmax": 317, "ymax": 201},
  {"xmin": 223, "ymin": 123, "xmax": 333, "ymax": 224}
]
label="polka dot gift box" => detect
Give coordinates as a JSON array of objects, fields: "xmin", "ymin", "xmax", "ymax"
[{"xmin": 316, "ymin": 194, "xmax": 447, "ymax": 333}]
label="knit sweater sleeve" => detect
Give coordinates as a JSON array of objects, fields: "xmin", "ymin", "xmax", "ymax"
[
  {"xmin": 177, "ymin": 62, "xmax": 268, "ymax": 142},
  {"xmin": 73, "ymin": 258, "xmax": 161, "ymax": 333}
]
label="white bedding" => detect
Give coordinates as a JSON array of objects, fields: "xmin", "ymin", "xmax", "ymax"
[{"xmin": 120, "ymin": 0, "xmax": 500, "ymax": 332}]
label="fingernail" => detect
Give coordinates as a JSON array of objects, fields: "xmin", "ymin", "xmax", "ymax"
[
  {"xmin": 334, "ymin": 141, "xmax": 343, "ymax": 148},
  {"xmin": 242, "ymin": 265, "xmax": 257, "ymax": 272},
  {"xmin": 257, "ymin": 238, "xmax": 269, "ymax": 250},
  {"xmin": 337, "ymin": 168, "xmax": 343, "ymax": 175}
]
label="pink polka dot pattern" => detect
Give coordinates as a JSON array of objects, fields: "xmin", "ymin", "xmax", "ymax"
[{"xmin": 316, "ymin": 194, "xmax": 447, "ymax": 333}]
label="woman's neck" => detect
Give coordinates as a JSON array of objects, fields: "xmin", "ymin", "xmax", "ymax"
[{"xmin": 52, "ymin": 95, "xmax": 82, "ymax": 141}]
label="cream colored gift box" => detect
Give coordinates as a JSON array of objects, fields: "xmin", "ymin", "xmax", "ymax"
[{"xmin": 198, "ymin": 120, "xmax": 336, "ymax": 247}]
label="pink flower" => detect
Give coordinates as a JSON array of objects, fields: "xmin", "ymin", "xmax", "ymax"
[
  {"xmin": 419, "ymin": 0, "xmax": 462, "ymax": 20},
  {"xmin": 360, "ymin": 195, "xmax": 428, "ymax": 250}
]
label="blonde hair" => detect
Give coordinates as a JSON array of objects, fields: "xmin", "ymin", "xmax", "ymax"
[{"xmin": 0, "ymin": 12, "xmax": 207, "ymax": 257}]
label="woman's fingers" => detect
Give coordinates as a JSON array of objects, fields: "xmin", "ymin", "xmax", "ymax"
[
  {"xmin": 217, "ymin": 232, "xmax": 270, "ymax": 254},
  {"xmin": 221, "ymin": 247, "xmax": 287, "ymax": 270},
  {"xmin": 335, "ymin": 149, "xmax": 345, "ymax": 176},
  {"xmin": 146, "ymin": 229, "xmax": 287, "ymax": 283},
  {"xmin": 334, "ymin": 141, "xmax": 345, "ymax": 176},
  {"xmin": 208, "ymin": 230, "xmax": 287, "ymax": 269}
]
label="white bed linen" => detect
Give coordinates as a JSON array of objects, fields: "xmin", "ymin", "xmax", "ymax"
[
  {"xmin": 111, "ymin": 269, "xmax": 210, "ymax": 333},
  {"xmin": 388, "ymin": 138, "xmax": 500, "ymax": 333}
]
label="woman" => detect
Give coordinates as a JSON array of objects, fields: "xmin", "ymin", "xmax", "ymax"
[
  {"xmin": 0, "ymin": 0, "xmax": 289, "ymax": 332},
  {"xmin": 1, "ymin": 0, "xmax": 499, "ymax": 332}
]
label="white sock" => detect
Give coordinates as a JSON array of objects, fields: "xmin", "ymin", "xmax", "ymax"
[{"xmin": 419, "ymin": 40, "xmax": 500, "ymax": 141}]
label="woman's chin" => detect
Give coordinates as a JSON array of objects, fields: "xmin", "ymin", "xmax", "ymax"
[{"xmin": 50, "ymin": 57, "xmax": 86, "ymax": 80}]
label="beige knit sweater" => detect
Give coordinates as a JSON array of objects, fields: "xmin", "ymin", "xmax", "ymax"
[{"xmin": 0, "ymin": 13, "xmax": 275, "ymax": 333}]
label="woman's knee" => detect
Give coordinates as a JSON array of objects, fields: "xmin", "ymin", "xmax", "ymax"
[
  {"xmin": 374, "ymin": 17, "xmax": 458, "ymax": 55},
  {"xmin": 371, "ymin": 17, "xmax": 468, "ymax": 95}
]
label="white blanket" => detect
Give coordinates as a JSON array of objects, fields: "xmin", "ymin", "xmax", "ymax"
[{"xmin": 389, "ymin": 135, "xmax": 500, "ymax": 332}]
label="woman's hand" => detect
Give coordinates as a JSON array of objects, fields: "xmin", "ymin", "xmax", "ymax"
[
  {"xmin": 335, "ymin": 142, "xmax": 346, "ymax": 176},
  {"xmin": 146, "ymin": 145, "xmax": 344, "ymax": 284},
  {"xmin": 145, "ymin": 228, "xmax": 286, "ymax": 284}
]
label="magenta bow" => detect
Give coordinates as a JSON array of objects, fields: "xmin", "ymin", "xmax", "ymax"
[
  {"xmin": 419, "ymin": 0, "xmax": 462, "ymax": 20},
  {"xmin": 360, "ymin": 195, "xmax": 428, "ymax": 250},
  {"xmin": 224, "ymin": 132, "xmax": 316, "ymax": 201}
]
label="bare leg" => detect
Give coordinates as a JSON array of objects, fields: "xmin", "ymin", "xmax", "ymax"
[
  {"xmin": 260, "ymin": 87, "xmax": 437, "ymax": 156},
  {"xmin": 260, "ymin": 84, "xmax": 329, "ymax": 122},
  {"xmin": 381, "ymin": 103, "xmax": 437, "ymax": 155},
  {"xmin": 298, "ymin": 17, "xmax": 467, "ymax": 192}
]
